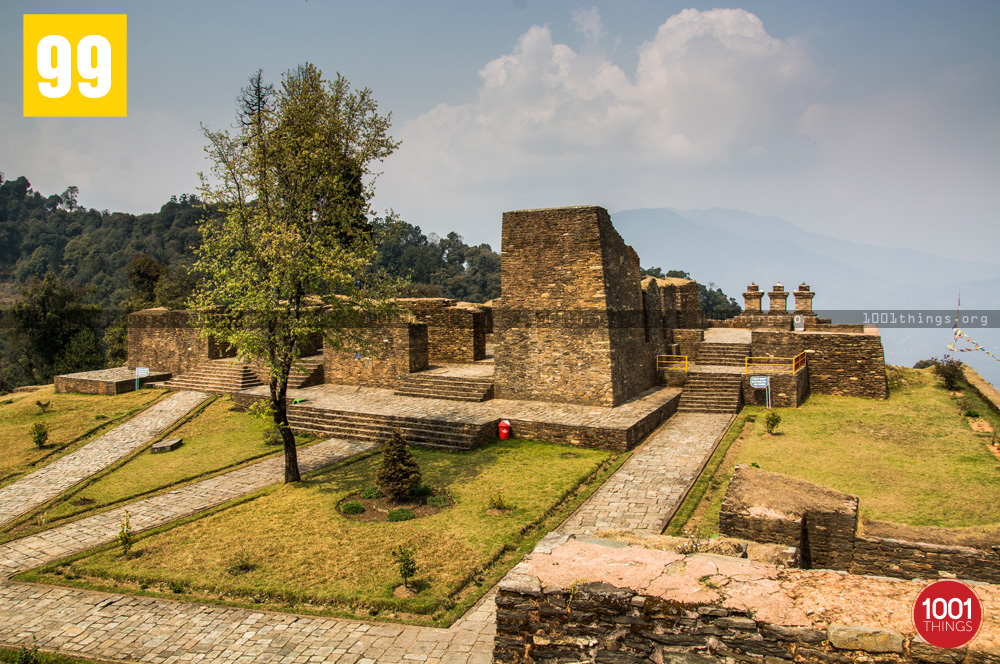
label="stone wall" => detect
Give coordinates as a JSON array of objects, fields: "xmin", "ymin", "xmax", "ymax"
[
  {"xmin": 127, "ymin": 308, "xmax": 226, "ymax": 375},
  {"xmin": 963, "ymin": 364, "xmax": 1000, "ymax": 417},
  {"xmin": 720, "ymin": 466, "xmax": 1000, "ymax": 583},
  {"xmin": 641, "ymin": 278, "xmax": 668, "ymax": 359},
  {"xmin": 851, "ymin": 537, "xmax": 1000, "ymax": 584},
  {"xmin": 672, "ymin": 329, "xmax": 703, "ymax": 362},
  {"xmin": 399, "ymin": 298, "xmax": 486, "ymax": 363},
  {"xmin": 323, "ymin": 323, "xmax": 428, "ymax": 388},
  {"xmin": 495, "ymin": 206, "xmax": 654, "ymax": 407},
  {"xmin": 741, "ymin": 369, "xmax": 809, "ymax": 408},
  {"xmin": 495, "ymin": 574, "xmax": 990, "ymax": 664},
  {"xmin": 751, "ymin": 330, "xmax": 888, "ymax": 399}
]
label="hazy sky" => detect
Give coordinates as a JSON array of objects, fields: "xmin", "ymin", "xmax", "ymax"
[{"xmin": 2, "ymin": 1, "xmax": 998, "ymax": 262}]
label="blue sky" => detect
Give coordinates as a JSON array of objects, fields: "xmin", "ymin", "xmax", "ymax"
[{"xmin": 2, "ymin": 1, "xmax": 999, "ymax": 262}]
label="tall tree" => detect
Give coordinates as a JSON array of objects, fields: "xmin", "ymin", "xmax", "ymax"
[{"xmin": 193, "ymin": 64, "xmax": 401, "ymax": 482}]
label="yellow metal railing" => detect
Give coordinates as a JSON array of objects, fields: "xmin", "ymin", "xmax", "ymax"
[
  {"xmin": 657, "ymin": 354, "xmax": 688, "ymax": 371},
  {"xmin": 744, "ymin": 351, "xmax": 807, "ymax": 374}
]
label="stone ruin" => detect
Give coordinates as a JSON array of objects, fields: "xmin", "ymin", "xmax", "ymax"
[{"xmin": 120, "ymin": 204, "xmax": 888, "ymax": 436}]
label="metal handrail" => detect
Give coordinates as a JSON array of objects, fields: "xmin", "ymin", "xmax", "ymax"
[
  {"xmin": 744, "ymin": 352, "xmax": 808, "ymax": 374},
  {"xmin": 657, "ymin": 354, "xmax": 688, "ymax": 372}
]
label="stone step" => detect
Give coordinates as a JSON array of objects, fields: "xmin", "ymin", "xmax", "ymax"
[
  {"xmin": 289, "ymin": 406, "xmax": 482, "ymax": 432},
  {"xmin": 287, "ymin": 418, "xmax": 480, "ymax": 450},
  {"xmin": 287, "ymin": 412, "xmax": 476, "ymax": 439},
  {"xmin": 393, "ymin": 374, "xmax": 494, "ymax": 402}
]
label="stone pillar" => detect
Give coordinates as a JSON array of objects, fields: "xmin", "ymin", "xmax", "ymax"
[
  {"xmin": 793, "ymin": 283, "xmax": 816, "ymax": 315},
  {"xmin": 768, "ymin": 283, "xmax": 788, "ymax": 314},
  {"xmin": 743, "ymin": 283, "xmax": 763, "ymax": 313}
]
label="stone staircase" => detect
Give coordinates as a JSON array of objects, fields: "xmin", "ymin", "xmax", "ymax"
[
  {"xmin": 286, "ymin": 405, "xmax": 492, "ymax": 451},
  {"xmin": 677, "ymin": 372, "xmax": 743, "ymax": 414},
  {"xmin": 696, "ymin": 342, "xmax": 751, "ymax": 368},
  {"xmin": 288, "ymin": 354, "xmax": 324, "ymax": 389},
  {"xmin": 163, "ymin": 359, "xmax": 265, "ymax": 394},
  {"xmin": 394, "ymin": 374, "xmax": 494, "ymax": 402}
]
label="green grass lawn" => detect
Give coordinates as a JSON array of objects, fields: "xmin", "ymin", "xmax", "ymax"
[
  {"xmin": 25, "ymin": 440, "xmax": 618, "ymax": 626},
  {"xmin": 5, "ymin": 395, "xmax": 318, "ymax": 536},
  {"xmin": 0, "ymin": 386, "xmax": 165, "ymax": 487},
  {"xmin": 670, "ymin": 366, "xmax": 1000, "ymax": 536}
]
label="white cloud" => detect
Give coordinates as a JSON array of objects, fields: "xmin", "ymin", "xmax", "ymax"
[{"xmin": 375, "ymin": 8, "xmax": 819, "ymax": 241}]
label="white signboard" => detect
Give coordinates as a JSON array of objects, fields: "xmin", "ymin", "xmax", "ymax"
[
  {"xmin": 135, "ymin": 367, "xmax": 150, "ymax": 378},
  {"xmin": 749, "ymin": 375, "xmax": 769, "ymax": 389}
]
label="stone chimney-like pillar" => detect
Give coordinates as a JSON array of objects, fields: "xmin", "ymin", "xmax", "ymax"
[
  {"xmin": 768, "ymin": 283, "xmax": 788, "ymax": 314},
  {"xmin": 793, "ymin": 283, "xmax": 816, "ymax": 315},
  {"xmin": 743, "ymin": 283, "xmax": 763, "ymax": 313}
]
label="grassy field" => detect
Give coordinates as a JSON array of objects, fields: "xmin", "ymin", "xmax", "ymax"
[
  {"xmin": 24, "ymin": 440, "xmax": 619, "ymax": 626},
  {"xmin": 0, "ymin": 386, "xmax": 165, "ymax": 487},
  {"xmin": 669, "ymin": 366, "xmax": 1000, "ymax": 536},
  {"xmin": 3, "ymin": 395, "xmax": 319, "ymax": 538}
]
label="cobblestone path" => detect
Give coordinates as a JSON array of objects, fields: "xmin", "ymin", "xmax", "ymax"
[
  {"xmin": 0, "ymin": 410, "xmax": 733, "ymax": 663},
  {"xmin": 0, "ymin": 391, "xmax": 211, "ymax": 528},
  {"xmin": 559, "ymin": 413, "xmax": 734, "ymax": 535}
]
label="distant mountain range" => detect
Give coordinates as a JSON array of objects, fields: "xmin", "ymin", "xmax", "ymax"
[{"xmin": 612, "ymin": 207, "xmax": 1000, "ymax": 388}]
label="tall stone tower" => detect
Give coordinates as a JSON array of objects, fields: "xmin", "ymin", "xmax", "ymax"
[{"xmin": 494, "ymin": 205, "xmax": 654, "ymax": 407}]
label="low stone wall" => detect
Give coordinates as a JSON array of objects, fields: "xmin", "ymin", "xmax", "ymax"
[
  {"xmin": 672, "ymin": 329, "xmax": 703, "ymax": 363},
  {"xmin": 851, "ymin": 536, "xmax": 1000, "ymax": 584},
  {"xmin": 751, "ymin": 330, "xmax": 888, "ymax": 399},
  {"xmin": 127, "ymin": 308, "xmax": 219, "ymax": 375},
  {"xmin": 54, "ymin": 368, "xmax": 171, "ymax": 395},
  {"xmin": 963, "ymin": 364, "xmax": 1000, "ymax": 417},
  {"xmin": 720, "ymin": 466, "xmax": 1000, "ymax": 583},
  {"xmin": 494, "ymin": 536, "xmax": 998, "ymax": 664},
  {"xmin": 323, "ymin": 323, "xmax": 428, "ymax": 388},
  {"xmin": 741, "ymin": 369, "xmax": 809, "ymax": 408}
]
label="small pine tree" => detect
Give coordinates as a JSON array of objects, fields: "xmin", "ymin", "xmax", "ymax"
[
  {"xmin": 116, "ymin": 509, "xmax": 134, "ymax": 556},
  {"xmin": 391, "ymin": 545, "xmax": 417, "ymax": 589},
  {"xmin": 376, "ymin": 431, "xmax": 421, "ymax": 502}
]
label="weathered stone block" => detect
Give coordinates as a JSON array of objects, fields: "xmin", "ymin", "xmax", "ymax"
[{"xmin": 827, "ymin": 625, "xmax": 904, "ymax": 653}]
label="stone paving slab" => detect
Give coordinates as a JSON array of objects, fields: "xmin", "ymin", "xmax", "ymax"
[
  {"xmin": 252, "ymin": 383, "xmax": 681, "ymax": 432},
  {"xmin": 0, "ymin": 391, "xmax": 210, "ymax": 528},
  {"xmin": 703, "ymin": 328, "xmax": 752, "ymax": 343},
  {"xmin": 559, "ymin": 412, "xmax": 734, "ymax": 535},
  {"xmin": 0, "ymin": 402, "xmax": 732, "ymax": 663}
]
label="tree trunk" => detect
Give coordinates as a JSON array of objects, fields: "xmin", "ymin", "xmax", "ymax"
[{"xmin": 271, "ymin": 375, "xmax": 300, "ymax": 483}]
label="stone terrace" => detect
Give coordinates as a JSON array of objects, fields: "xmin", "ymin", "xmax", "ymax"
[{"xmin": 239, "ymin": 383, "xmax": 681, "ymax": 451}]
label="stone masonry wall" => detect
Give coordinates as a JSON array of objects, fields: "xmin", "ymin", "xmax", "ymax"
[
  {"xmin": 400, "ymin": 298, "xmax": 486, "ymax": 363},
  {"xmin": 741, "ymin": 369, "xmax": 809, "ymax": 408},
  {"xmin": 323, "ymin": 323, "xmax": 428, "ymax": 388},
  {"xmin": 495, "ymin": 206, "xmax": 654, "ymax": 407},
  {"xmin": 672, "ymin": 329, "xmax": 703, "ymax": 362},
  {"xmin": 127, "ymin": 309, "xmax": 212, "ymax": 375},
  {"xmin": 751, "ymin": 330, "xmax": 888, "ymax": 399},
  {"xmin": 851, "ymin": 537, "xmax": 1000, "ymax": 584},
  {"xmin": 495, "ymin": 575, "xmax": 984, "ymax": 664}
]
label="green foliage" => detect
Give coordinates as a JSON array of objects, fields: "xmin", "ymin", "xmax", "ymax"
[
  {"xmin": 376, "ymin": 431, "xmax": 422, "ymax": 501},
  {"xmin": 28, "ymin": 422, "xmax": 48, "ymax": 448},
  {"xmin": 913, "ymin": 359, "xmax": 936, "ymax": 369},
  {"xmin": 360, "ymin": 486, "xmax": 383, "ymax": 499},
  {"xmin": 387, "ymin": 508, "xmax": 414, "ymax": 522},
  {"xmin": 340, "ymin": 500, "xmax": 364, "ymax": 515},
  {"xmin": 408, "ymin": 483, "xmax": 432, "ymax": 498},
  {"xmin": 168, "ymin": 581, "xmax": 184, "ymax": 594},
  {"xmin": 426, "ymin": 494, "xmax": 449, "ymax": 508},
  {"xmin": 13, "ymin": 643, "xmax": 39, "ymax": 664},
  {"xmin": 116, "ymin": 509, "xmax": 134, "ymax": 556},
  {"xmin": 391, "ymin": 545, "xmax": 417, "ymax": 588},
  {"xmin": 227, "ymin": 546, "xmax": 256, "ymax": 575},
  {"xmin": 262, "ymin": 422, "xmax": 284, "ymax": 446},
  {"xmin": 965, "ymin": 410, "xmax": 980, "ymax": 418},
  {"xmin": 192, "ymin": 65, "xmax": 402, "ymax": 483},
  {"xmin": 487, "ymin": 489, "xmax": 511, "ymax": 511},
  {"xmin": 933, "ymin": 357, "xmax": 964, "ymax": 391},
  {"xmin": 885, "ymin": 364, "xmax": 907, "ymax": 392},
  {"xmin": 34, "ymin": 400, "xmax": 49, "ymax": 413},
  {"xmin": 764, "ymin": 410, "xmax": 781, "ymax": 434}
]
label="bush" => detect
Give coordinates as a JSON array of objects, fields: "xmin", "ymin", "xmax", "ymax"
[
  {"xmin": 227, "ymin": 546, "xmax": 256, "ymax": 575},
  {"xmin": 408, "ymin": 483, "xmax": 432, "ymax": 498},
  {"xmin": 340, "ymin": 500, "xmax": 364, "ymax": 515},
  {"xmin": 360, "ymin": 486, "xmax": 383, "ymax": 499},
  {"xmin": 488, "ymin": 489, "xmax": 511, "ymax": 511},
  {"xmin": 427, "ymin": 495, "xmax": 449, "ymax": 508},
  {"xmin": 391, "ymin": 545, "xmax": 417, "ymax": 588},
  {"xmin": 764, "ymin": 411, "xmax": 781, "ymax": 434},
  {"xmin": 262, "ymin": 422, "xmax": 283, "ymax": 446},
  {"xmin": 387, "ymin": 508, "xmax": 414, "ymax": 522},
  {"xmin": 15, "ymin": 643, "xmax": 39, "ymax": 664},
  {"xmin": 913, "ymin": 359, "xmax": 936, "ymax": 369},
  {"xmin": 376, "ymin": 431, "xmax": 421, "ymax": 501},
  {"xmin": 965, "ymin": 410, "xmax": 981, "ymax": 418},
  {"xmin": 35, "ymin": 400, "xmax": 50, "ymax": 414},
  {"xmin": 116, "ymin": 509, "xmax": 134, "ymax": 556},
  {"xmin": 933, "ymin": 356, "xmax": 964, "ymax": 391},
  {"xmin": 29, "ymin": 422, "xmax": 48, "ymax": 448}
]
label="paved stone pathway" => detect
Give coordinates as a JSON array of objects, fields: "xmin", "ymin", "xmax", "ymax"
[
  {"xmin": 559, "ymin": 412, "xmax": 734, "ymax": 536},
  {"xmin": 0, "ymin": 438, "xmax": 376, "ymax": 578},
  {"xmin": 0, "ymin": 391, "xmax": 210, "ymax": 528},
  {"xmin": 0, "ymin": 407, "xmax": 734, "ymax": 663}
]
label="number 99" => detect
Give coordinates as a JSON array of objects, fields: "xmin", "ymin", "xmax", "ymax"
[{"xmin": 36, "ymin": 34, "xmax": 112, "ymax": 99}]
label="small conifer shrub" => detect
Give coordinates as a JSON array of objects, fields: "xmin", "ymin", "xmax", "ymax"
[
  {"xmin": 340, "ymin": 500, "xmax": 364, "ymax": 515},
  {"xmin": 764, "ymin": 410, "xmax": 781, "ymax": 434},
  {"xmin": 391, "ymin": 545, "xmax": 417, "ymax": 588},
  {"xmin": 29, "ymin": 422, "xmax": 48, "ymax": 448},
  {"xmin": 387, "ymin": 508, "xmax": 414, "ymax": 522},
  {"xmin": 376, "ymin": 431, "xmax": 421, "ymax": 501}
]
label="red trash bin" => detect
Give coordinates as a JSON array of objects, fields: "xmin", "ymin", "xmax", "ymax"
[{"xmin": 498, "ymin": 420, "xmax": 511, "ymax": 440}]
